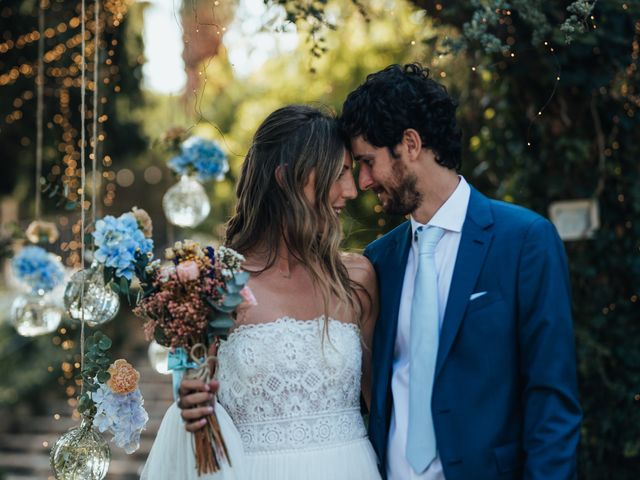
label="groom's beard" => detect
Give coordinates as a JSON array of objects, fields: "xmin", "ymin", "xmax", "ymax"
[{"xmin": 380, "ymin": 163, "xmax": 421, "ymax": 216}]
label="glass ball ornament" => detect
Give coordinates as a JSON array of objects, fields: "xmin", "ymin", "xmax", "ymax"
[
  {"xmin": 162, "ymin": 174, "xmax": 211, "ymax": 228},
  {"xmin": 10, "ymin": 290, "xmax": 63, "ymax": 336},
  {"xmin": 63, "ymin": 264, "xmax": 120, "ymax": 326},
  {"xmin": 148, "ymin": 340, "xmax": 171, "ymax": 375},
  {"xmin": 50, "ymin": 418, "xmax": 111, "ymax": 480}
]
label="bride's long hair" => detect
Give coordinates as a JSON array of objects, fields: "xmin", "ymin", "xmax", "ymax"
[{"xmin": 225, "ymin": 105, "xmax": 361, "ymax": 323}]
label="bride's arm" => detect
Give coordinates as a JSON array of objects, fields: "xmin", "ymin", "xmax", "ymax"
[{"xmin": 344, "ymin": 253, "xmax": 379, "ymax": 412}]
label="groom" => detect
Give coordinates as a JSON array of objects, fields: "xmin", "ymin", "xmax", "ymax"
[{"xmin": 339, "ymin": 64, "xmax": 582, "ymax": 480}]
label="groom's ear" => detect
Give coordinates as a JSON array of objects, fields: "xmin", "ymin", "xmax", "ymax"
[{"xmin": 402, "ymin": 129, "xmax": 423, "ymax": 162}]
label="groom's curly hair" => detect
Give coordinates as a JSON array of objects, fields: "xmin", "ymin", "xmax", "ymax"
[{"xmin": 339, "ymin": 63, "xmax": 462, "ymax": 170}]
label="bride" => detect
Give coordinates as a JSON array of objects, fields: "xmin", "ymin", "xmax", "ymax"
[{"xmin": 141, "ymin": 105, "xmax": 381, "ymax": 479}]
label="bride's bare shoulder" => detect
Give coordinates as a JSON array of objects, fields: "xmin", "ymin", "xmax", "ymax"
[{"xmin": 341, "ymin": 252, "xmax": 376, "ymax": 287}]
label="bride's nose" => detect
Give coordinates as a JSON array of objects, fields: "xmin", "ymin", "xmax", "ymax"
[{"xmin": 343, "ymin": 173, "xmax": 357, "ymax": 200}]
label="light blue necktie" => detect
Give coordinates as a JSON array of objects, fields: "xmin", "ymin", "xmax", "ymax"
[{"xmin": 406, "ymin": 225, "xmax": 445, "ymax": 473}]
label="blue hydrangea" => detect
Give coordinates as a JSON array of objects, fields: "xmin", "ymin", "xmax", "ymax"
[
  {"xmin": 168, "ymin": 136, "xmax": 228, "ymax": 182},
  {"xmin": 93, "ymin": 212, "xmax": 153, "ymax": 281},
  {"xmin": 12, "ymin": 245, "xmax": 64, "ymax": 293},
  {"xmin": 93, "ymin": 384, "xmax": 149, "ymax": 454}
]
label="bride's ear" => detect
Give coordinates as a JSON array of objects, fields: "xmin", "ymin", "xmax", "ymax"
[{"xmin": 275, "ymin": 164, "xmax": 287, "ymax": 188}]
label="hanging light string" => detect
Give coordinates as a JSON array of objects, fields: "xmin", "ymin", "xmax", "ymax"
[
  {"xmin": 79, "ymin": 0, "xmax": 87, "ymax": 394},
  {"xmin": 35, "ymin": 0, "xmax": 45, "ymax": 220},
  {"xmin": 92, "ymin": 0, "xmax": 100, "ymax": 229}
]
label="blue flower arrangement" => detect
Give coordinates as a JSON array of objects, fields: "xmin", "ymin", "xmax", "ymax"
[
  {"xmin": 93, "ymin": 211, "xmax": 154, "ymax": 282},
  {"xmin": 12, "ymin": 245, "xmax": 64, "ymax": 293},
  {"xmin": 168, "ymin": 136, "xmax": 228, "ymax": 182},
  {"xmin": 93, "ymin": 380, "xmax": 148, "ymax": 454}
]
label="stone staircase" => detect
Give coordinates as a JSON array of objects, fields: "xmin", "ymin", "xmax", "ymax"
[{"xmin": 0, "ymin": 358, "xmax": 173, "ymax": 479}]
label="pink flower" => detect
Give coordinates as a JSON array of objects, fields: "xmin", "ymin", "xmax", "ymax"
[
  {"xmin": 176, "ymin": 260, "xmax": 200, "ymax": 282},
  {"xmin": 239, "ymin": 286, "xmax": 258, "ymax": 307}
]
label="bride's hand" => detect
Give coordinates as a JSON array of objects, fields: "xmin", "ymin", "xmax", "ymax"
[{"xmin": 177, "ymin": 378, "xmax": 219, "ymax": 432}]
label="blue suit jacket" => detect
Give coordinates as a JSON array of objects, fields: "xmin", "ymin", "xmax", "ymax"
[{"xmin": 364, "ymin": 186, "xmax": 582, "ymax": 480}]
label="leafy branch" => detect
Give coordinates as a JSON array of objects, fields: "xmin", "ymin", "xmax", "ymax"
[{"xmin": 77, "ymin": 331, "xmax": 112, "ymax": 420}]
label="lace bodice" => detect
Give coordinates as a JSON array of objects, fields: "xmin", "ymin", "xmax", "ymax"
[{"xmin": 216, "ymin": 317, "xmax": 367, "ymax": 453}]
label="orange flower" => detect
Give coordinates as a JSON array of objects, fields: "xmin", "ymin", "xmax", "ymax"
[{"xmin": 107, "ymin": 359, "xmax": 140, "ymax": 394}]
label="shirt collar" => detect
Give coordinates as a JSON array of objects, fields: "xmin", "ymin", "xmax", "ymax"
[{"xmin": 410, "ymin": 176, "xmax": 471, "ymax": 238}]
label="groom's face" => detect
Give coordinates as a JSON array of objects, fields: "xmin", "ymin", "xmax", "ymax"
[{"xmin": 351, "ymin": 136, "xmax": 421, "ymax": 216}]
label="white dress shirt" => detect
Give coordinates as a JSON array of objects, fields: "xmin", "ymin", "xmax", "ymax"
[{"xmin": 387, "ymin": 176, "xmax": 471, "ymax": 480}]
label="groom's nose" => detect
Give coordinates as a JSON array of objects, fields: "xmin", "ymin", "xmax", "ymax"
[{"xmin": 358, "ymin": 165, "xmax": 374, "ymax": 191}]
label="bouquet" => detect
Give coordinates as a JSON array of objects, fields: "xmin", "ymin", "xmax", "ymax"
[
  {"xmin": 133, "ymin": 239, "xmax": 253, "ymax": 474},
  {"xmin": 168, "ymin": 136, "xmax": 229, "ymax": 182}
]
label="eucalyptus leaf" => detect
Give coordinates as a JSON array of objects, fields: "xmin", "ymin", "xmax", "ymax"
[
  {"xmin": 209, "ymin": 316, "xmax": 235, "ymax": 330},
  {"xmin": 120, "ymin": 276, "xmax": 129, "ymax": 296},
  {"xmin": 209, "ymin": 327, "xmax": 231, "ymax": 338},
  {"xmin": 98, "ymin": 336, "xmax": 112, "ymax": 350},
  {"xmin": 97, "ymin": 356, "xmax": 111, "ymax": 366},
  {"xmin": 96, "ymin": 371, "xmax": 110, "ymax": 383},
  {"xmin": 78, "ymin": 394, "xmax": 91, "ymax": 411},
  {"xmin": 233, "ymin": 270, "xmax": 250, "ymax": 285},
  {"xmin": 215, "ymin": 302, "xmax": 237, "ymax": 313},
  {"xmin": 222, "ymin": 293, "xmax": 243, "ymax": 308}
]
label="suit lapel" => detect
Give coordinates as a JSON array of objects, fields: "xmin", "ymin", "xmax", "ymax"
[
  {"xmin": 435, "ymin": 187, "xmax": 494, "ymax": 379},
  {"xmin": 372, "ymin": 223, "xmax": 412, "ymax": 414}
]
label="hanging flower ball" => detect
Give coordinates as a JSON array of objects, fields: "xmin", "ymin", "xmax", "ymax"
[
  {"xmin": 63, "ymin": 263, "xmax": 120, "ymax": 327},
  {"xmin": 168, "ymin": 136, "xmax": 228, "ymax": 182},
  {"xmin": 25, "ymin": 220, "xmax": 60, "ymax": 244},
  {"xmin": 50, "ymin": 418, "xmax": 111, "ymax": 480},
  {"xmin": 10, "ymin": 291, "xmax": 63, "ymax": 336},
  {"xmin": 162, "ymin": 174, "xmax": 211, "ymax": 228},
  {"xmin": 10, "ymin": 246, "xmax": 65, "ymax": 336},
  {"xmin": 12, "ymin": 245, "xmax": 64, "ymax": 293}
]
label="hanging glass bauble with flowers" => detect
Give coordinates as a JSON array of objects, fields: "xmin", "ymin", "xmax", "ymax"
[
  {"xmin": 50, "ymin": 332, "xmax": 148, "ymax": 479},
  {"xmin": 65, "ymin": 207, "xmax": 154, "ymax": 323},
  {"xmin": 148, "ymin": 340, "xmax": 171, "ymax": 375},
  {"xmin": 63, "ymin": 263, "xmax": 120, "ymax": 327},
  {"xmin": 10, "ymin": 246, "xmax": 65, "ymax": 336},
  {"xmin": 162, "ymin": 136, "xmax": 228, "ymax": 228},
  {"xmin": 50, "ymin": 417, "xmax": 111, "ymax": 480}
]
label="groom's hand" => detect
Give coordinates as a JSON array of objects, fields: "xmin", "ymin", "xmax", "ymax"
[{"xmin": 177, "ymin": 378, "xmax": 219, "ymax": 432}]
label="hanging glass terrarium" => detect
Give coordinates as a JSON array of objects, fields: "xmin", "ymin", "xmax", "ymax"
[
  {"xmin": 63, "ymin": 263, "xmax": 120, "ymax": 326},
  {"xmin": 10, "ymin": 246, "xmax": 65, "ymax": 336},
  {"xmin": 148, "ymin": 340, "xmax": 171, "ymax": 375},
  {"xmin": 50, "ymin": 417, "xmax": 111, "ymax": 480},
  {"xmin": 162, "ymin": 174, "xmax": 211, "ymax": 228},
  {"xmin": 162, "ymin": 135, "xmax": 228, "ymax": 228},
  {"xmin": 10, "ymin": 289, "xmax": 63, "ymax": 336}
]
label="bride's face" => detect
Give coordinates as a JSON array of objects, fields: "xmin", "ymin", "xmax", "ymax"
[{"xmin": 303, "ymin": 151, "xmax": 357, "ymax": 215}]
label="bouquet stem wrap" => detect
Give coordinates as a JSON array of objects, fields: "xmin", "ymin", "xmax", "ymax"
[{"xmin": 186, "ymin": 343, "xmax": 230, "ymax": 475}]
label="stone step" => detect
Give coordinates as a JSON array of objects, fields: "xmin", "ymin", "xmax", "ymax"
[
  {"xmin": 0, "ymin": 432, "xmax": 155, "ymax": 455},
  {"xmin": 8, "ymin": 415, "xmax": 165, "ymax": 436},
  {"xmin": 0, "ymin": 451, "xmax": 144, "ymax": 479}
]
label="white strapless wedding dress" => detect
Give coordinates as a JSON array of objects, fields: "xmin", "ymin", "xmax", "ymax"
[{"xmin": 141, "ymin": 317, "xmax": 381, "ymax": 480}]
